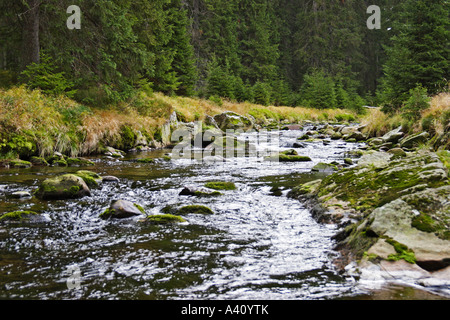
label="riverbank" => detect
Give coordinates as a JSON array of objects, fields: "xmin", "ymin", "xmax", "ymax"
[
  {"xmin": 288, "ymin": 122, "xmax": 450, "ymax": 296},
  {"xmin": 0, "ymin": 86, "xmax": 357, "ymax": 163}
]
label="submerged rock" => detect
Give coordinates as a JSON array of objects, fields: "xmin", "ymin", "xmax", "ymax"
[
  {"xmin": 264, "ymin": 149, "xmax": 312, "ymax": 162},
  {"xmin": 100, "ymin": 200, "xmax": 145, "ymax": 220},
  {"xmin": 35, "ymin": 174, "xmax": 91, "ymax": 200},
  {"xmin": 204, "ymin": 181, "xmax": 237, "ymax": 190}
]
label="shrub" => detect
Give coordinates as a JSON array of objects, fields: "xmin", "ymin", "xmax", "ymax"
[
  {"xmin": 401, "ymin": 84, "xmax": 431, "ymax": 120},
  {"xmin": 19, "ymin": 52, "xmax": 76, "ymax": 97},
  {"xmin": 300, "ymin": 69, "xmax": 337, "ymax": 109}
]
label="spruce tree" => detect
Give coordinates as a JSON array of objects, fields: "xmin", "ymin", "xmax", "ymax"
[{"xmin": 380, "ymin": 0, "xmax": 449, "ymax": 112}]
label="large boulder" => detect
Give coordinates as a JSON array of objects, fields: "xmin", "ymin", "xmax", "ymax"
[
  {"xmin": 400, "ymin": 132, "xmax": 430, "ymax": 149},
  {"xmin": 213, "ymin": 111, "xmax": 254, "ymax": 131},
  {"xmin": 35, "ymin": 174, "xmax": 91, "ymax": 200},
  {"xmin": 381, "ymin": 126, "xmax": 405, "ymax": 144}
]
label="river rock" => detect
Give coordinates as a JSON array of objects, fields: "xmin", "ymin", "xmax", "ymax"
[
  {"xmin": 0, "ymin": 211, "xmax": 49, "ymax": 224},
  {"xmin": 387, "ymin": 147, "xmax": 407, "ymax": 158},
  {"xmin": 10, "ymin": 191, "xmax": 32, "ymax": 199},
  {"xmin": 30, "ymin": 156, "xmax": 49, "ymax": 166},
  {"xmin": 104, "ymin": 146, "xmax": 125, "ymax": 158},
  {"xmin": 179, "ymin": 186, "xmax": 222, "ymax": 197},
  {"xmin": 102, "ymin": 175, "xmax": 120, "ymax": 182},
  {"xmin": 381, "ymin": 126, "xmax": 404, "ymax": 144},
  {"xmin": 35, "ymin": 174, "xmax": 91, "ymax": 200},
  {"xmin": 10, "ymin": 159, "xmax": 32, "ymax": 168},
  {"xmin": 400, "ymin": 132, "xmax": 430, "ymax": 149},
  {"xmin": 100, "ymin": 200, "xmax": 145, "ymax": 219},
  {"xmin": 213, "ymin": 111, "xmax": 254, "ymax": 131},
  {"xmin": 312, "ymin": 162, "xmax": 338, "ymax": 172}
]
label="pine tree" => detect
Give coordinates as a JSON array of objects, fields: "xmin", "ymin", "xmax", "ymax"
[{"xmin": 380, "ymin": 0, "xmax": 449, "ymax": 112}]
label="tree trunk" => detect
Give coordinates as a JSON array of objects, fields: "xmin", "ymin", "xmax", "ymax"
[{"xmin": 21, "ymin": 0, "xmax": 40, "ymax": 68}]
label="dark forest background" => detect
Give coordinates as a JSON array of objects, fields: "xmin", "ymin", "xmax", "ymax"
[{"xmin": 0, "ymin": 0, "xmax": 448, "ymax": 113}]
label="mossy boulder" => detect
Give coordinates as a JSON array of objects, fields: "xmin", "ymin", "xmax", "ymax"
[
  {"xmin": 264, "ymin": 151, "xmax": 312, "ymax": 162},
  {"xmin": 312, "ymin": 162, "xmax": 338, "ymax": 172},
  {"xmin": 75, "ymin": 170, "xmax": 102, "ymax": 188},
  {"xmin": 179, "ymin": 186, "xmax": 223, "ymax": 197},
  {"xmin": 387, "ymin": 147, "xmax": 407, "ymax": 159},
  {"xmin": 0, "ymin": 211, "xmax": 44, "ymax": 224},
  {"xmin": 340, "ymin": 196, "xmax": 450, "ymax": 271},
  {"xmin": 315, "ymin": 150, "xmax": 448, "ymax": 222},
  {"xmin": 100, "ymin": 200, "xmax": 145, "ymax": 220},
  {"xmin": 291, "ymin": 149, "xmax": 450, "ymax": 275},
  {"xmin": 204, "ymin": 181, "xmax": 236, "ymax": 190},
  {"xmin": 66, "ymin": 157, "xmax": 95, "ymax": 167},
  {"xmin": 146, "ymin": 214, "xmax": 186, "ymax": 224},
  {"xmin": 213, "ymin": 111, "xmax": 254, "ymax": 131},
  {"xmin": 35, "ymin": 174, "xmax": 91, "ymax": 200},
  {"xmin": 10, "ymin": 159, "xmax": 32, "ymax": 168},
  {"xmin": 30, "ymin": 156, "xmax": 49, "ymax": 166},
  {"xmin": 177, "ymin": 205, "xmax": 214, "ymax": 215},
  {"xmin": 400, "ymin": 132, "xmax": 430, "ymax": 149}
]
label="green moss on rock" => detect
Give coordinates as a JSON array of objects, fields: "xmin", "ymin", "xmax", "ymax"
[
  {"xmin": 204, "ymin": 181, "xmax": 236, "ymax": 190},
  {"xmin": 177, "ymin": 205, "xmax": 214, "ymax": 215},
  {"xmin": 137, "ymin": 158, "xmax": 155, "ymax": 163},
  {"xmin": 0, "ymin": 211, "xmax": 38, "ymax": 222},
  {"xmin": 10, "ymin": 159, "xmax": 32, "ymax": 168},
  {"xmin": 75, "ymin": 170, "xmax": 102, "ymax": 188},
  {"xmin": 146, "ymin": 214, "xmax": 186, "ymax": 224},
  {"xmin": 385, "ymin": 238, "xmax": 416, "ymax": 264}
]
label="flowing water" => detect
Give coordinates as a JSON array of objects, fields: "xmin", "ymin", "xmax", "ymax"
[{"xmin": 0, "ymin": 127, "xmax": 446, "ymax": 300}]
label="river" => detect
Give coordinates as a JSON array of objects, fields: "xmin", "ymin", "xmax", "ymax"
[{"xmin": 0, "ymin": 127, "xmax": 446, "ymax": 300}]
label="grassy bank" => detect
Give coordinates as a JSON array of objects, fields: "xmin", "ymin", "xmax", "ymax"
[
  {"xmin": 0, "ymin": 86, "xmax": 358, "ymax": 160},
  {"xmin": 360, "ymin": 92, "xmax": 450, "ymax": 139},
  {"xmin": 1, "ymin": 86, "xmax": 448, "ymax": 161}
]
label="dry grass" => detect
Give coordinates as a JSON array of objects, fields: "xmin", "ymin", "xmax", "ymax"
[
  {"xmin": 155, "ymin": 92, "xmax": 358, "ymax": 124},
  {"xmin": 360, "ymin": 92, "xmax": 450, "ymax": 137}
]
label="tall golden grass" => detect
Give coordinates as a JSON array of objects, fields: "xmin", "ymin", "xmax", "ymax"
[
  {"xmin": 360, "ymin": 92, "xmax": 450, "ymax": 137},
  {"xmin": 6, "ymin": 86, "xmax": 448, "ymax": 158},
  {"xmin": 155, "ymin": 92, "xmax": 358, "ymax": 124}
]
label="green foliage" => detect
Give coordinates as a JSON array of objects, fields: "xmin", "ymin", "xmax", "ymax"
[
  {"xmin": 300, "ymin": 70, "xmax": 336, "ymax": 109},
  {"xmin": 380, "ymin": 0, "xmax": 449, "ymax": 111},
  {"xmin": 252, "ymin": 81, "xmax": 272, "ymax": 106},
  {"xmin": 19, "ymin": 52, "xmax": 76, "ymax": 97},
  {"xmin": 401, "ymin": 85, "xmax": 431, "ymax": 120}
]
